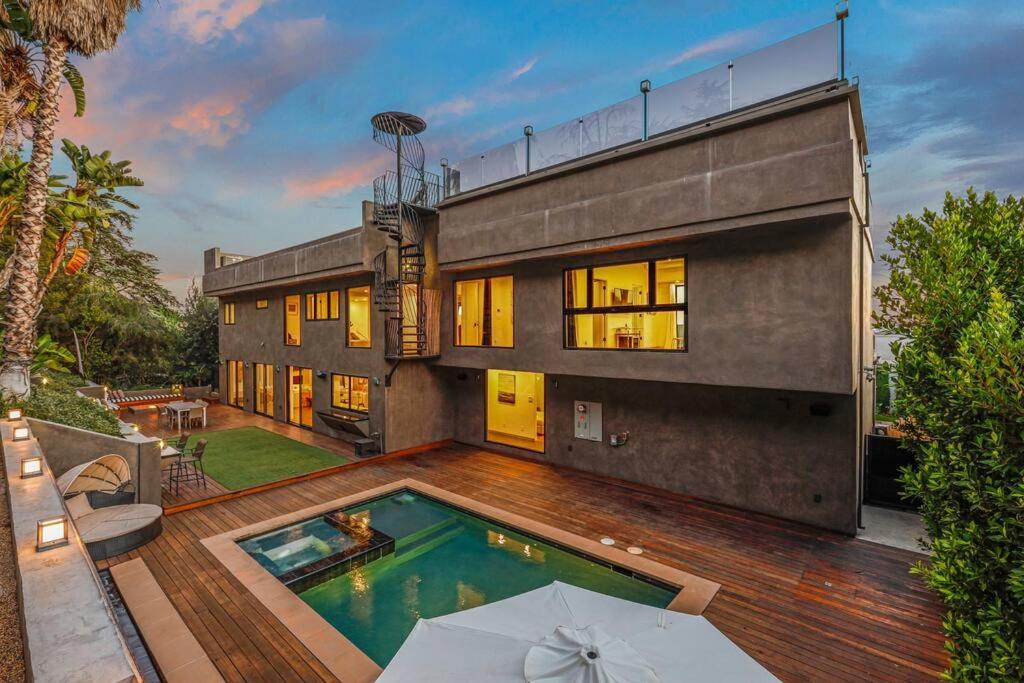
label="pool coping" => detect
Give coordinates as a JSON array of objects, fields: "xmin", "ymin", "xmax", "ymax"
[{"xmin": 200, "ymin": 478, "xmax": 722, "ymax": 682}]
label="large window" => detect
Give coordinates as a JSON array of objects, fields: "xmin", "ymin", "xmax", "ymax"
[
  {"xmin": 347, "ymin": 286, "xmax": 371, "ymax": 348},
  {"xmin": 284, "ymin": 295, "xmax": 301, "ymax": 346},
  {"xmin": 224, "ymin": 302, "xmax": 236, "ymax": 325},
  {"xmin": 486, "ymin": 369, "xmax": 544, "ymax": 452},
  {"xmin": 306, "ymin": 291, "xmax": 340, "ymax": 321},
  {"xmin": 226, "ymin": 360, "xmax": 244, "ymax": 407},
  {"xmin": 563, "ymin": 256, "xmax": 686, "ymax": 351},
  {"xmin": 455, "ymin": 275, "xmax": 514, "ymax": 347},
  {"xmin": 331, "ymin": 373, "xmax": 369, "ymax": 413}
]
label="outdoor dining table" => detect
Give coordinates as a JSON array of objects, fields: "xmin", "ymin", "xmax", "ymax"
[{"xmin": 166, "ymin": 401, "xmax": 207, "ymax": 434}]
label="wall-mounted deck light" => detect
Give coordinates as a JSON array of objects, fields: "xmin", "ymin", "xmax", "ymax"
[
  {"xmin": 8, "ymin": 408, "xmax": 22, "ymax": 421},
  {"xmin": 20, "ymin": 456, "xmax": 43, "ymax": 478},
  {"xmin": 36, "ymin": 515, "xmax": 69, "ymax": 551},
  {"xmin": 13, "ymin": 425, "xmax": 30, "ymax": 441},
  {"xmin": 316, "ymin": 370, "xmax": 328, "ymax": 379}
]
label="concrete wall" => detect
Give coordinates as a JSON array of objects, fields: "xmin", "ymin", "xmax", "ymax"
[
  {"xmin": 2, "ymin": 420, "xmax": 140, "ymax": 683},
  {"xmin": 28, "ymin": 418, "xmax": 163, "ymax": 506},
  {"xmin": 203, "ymin": 203, "xmax": 389, "ymax": 296},
  {"xmin": 444, "ymin": 367, "xmax": 859, "ymax": 533},
  {"xmin": 439, "ymin": 89, "xmax": 866, "ymax": 267},
  {"xmin": 438, "ymin": 216, "xmax": 856, "ymax": 395},
  {"xmin": 384, "ymin": 361, "xmax": 453, "ymax": 453},
  {"xmin": 216, "ymin": 271, "xmax": 392, "ymax": 444}
]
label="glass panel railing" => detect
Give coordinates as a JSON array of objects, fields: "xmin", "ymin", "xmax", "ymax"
[
  {"xmin": 445, "ymin": 20, "xmax": 839, "ymax": 196},
  {"xmin": 481, "ymin": 139, "xmax": 527, "ymax": 187},
  {"xmin": 532, "ymin": 119, "xmax": 582, "ymax": 172},
  {"xmin": 647, "ymin": 63, "xmax": 730, "ymax": 137},
  {"xmin": 580, "ymin": 95, "xmax": 643, "ymax": 157},
  {"xmin": 732, "ymin": 22, "xmax": 837, "ymax": 110}
]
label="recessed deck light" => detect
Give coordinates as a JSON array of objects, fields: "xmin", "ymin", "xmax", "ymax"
[
  {"xmin": 627, "ymin": 546, "xmax": 644, "ymax": 555},
  {"xmin": 20, "ymin": 456, "xmax": 43, "ymax": 478},
  {"xmin": 600, "ymin": 537, "xmax": 615, "ymax": 546},
  {"xmin": 37, "ymin": 516, "xmax": 69, "ymax": 551}
]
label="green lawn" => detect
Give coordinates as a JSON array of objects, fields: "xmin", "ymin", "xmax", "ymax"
[{"xmin": 191, "ymin": 427, "xmax": 349, "ymax": 491}]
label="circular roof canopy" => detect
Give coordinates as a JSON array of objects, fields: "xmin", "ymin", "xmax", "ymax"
[
  {"xmin": 56, "ymin": 454, "xmax": 131, "ymax": 496},
  {"xmin": 371, "ymin": 111, "xmax": 427, "ymax": 136}
]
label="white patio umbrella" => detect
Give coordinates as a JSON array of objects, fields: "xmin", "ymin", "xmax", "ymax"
[{"xmin": 377, "ymin": 581, "xmax": 779, "ymax": 683}]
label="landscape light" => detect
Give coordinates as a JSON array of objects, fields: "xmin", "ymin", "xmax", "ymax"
[
  {"xmin": 36, "ymin": 516, "xmax": 69, "ymax": 551},
  {"xmin": 13, "ymin": 426, "xmax": 30, "ymax": 441},
  {"xmin": 8, "ymin": 408, "xmax": 22, "ymax": 421},
  {"xmin": 640, "ymin": 79, "xmax": 652, "ymax": 93},
  {"xmin": 20, "ymin": 456, "xmax": 43, "ymax": 478}
]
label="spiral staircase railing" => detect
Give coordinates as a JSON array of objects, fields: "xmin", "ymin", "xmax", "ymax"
[{"xmin": 370, "ymin": 112, "xmax": 441, "ymax": 359}]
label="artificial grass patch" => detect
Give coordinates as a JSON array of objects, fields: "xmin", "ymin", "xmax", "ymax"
[{"xmin": 191, "ymin": 426, "xmax": 349, "ymax": 491}]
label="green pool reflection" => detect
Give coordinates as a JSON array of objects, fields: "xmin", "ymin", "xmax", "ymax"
[{"xmin": 295, "ymin": 491, "xmax": 673, "ymax": 667}]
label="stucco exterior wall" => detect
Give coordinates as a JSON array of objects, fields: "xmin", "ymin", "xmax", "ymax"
[
  {"xmin": 438, "ymin": 91, "xmax": 865, "ymax": 267},
  {"xmin": 216, "ymin": 273, "xmax": 390, "ymax": 443},
  {"xmin": 438, "ymin": 216, "xmax": 856, "ymax": 395},
  {"xmin": 445, "ymin": 368, "xmax": 859, "ymax": 533}
]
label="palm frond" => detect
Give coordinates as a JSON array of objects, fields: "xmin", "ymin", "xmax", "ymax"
[
  {"xmin": 28, "ymin": 0, "xmax": 142, "ymax": 57},
  {"xmin": 61, "ymin": 59, "xmax": 85, "ymax": 116}
]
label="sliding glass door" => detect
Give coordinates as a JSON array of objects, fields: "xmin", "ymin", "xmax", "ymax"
[
  {"xmin": 226, "ymin": 360, "xmax": 244, "ymax": 408},
  {"xmin": 254, "ymin": 363, "xmax": 274, "ymax": 417},
  {"xmin": 286, "ymin": 366, "xmax": 313, "ymax": 428}
]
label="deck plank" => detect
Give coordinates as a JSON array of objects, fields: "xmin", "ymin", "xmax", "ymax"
[{"xmin": 103, "ymin": 444, "xmax": 946, "ymax": 682}]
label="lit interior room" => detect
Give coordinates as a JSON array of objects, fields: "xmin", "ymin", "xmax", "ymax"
[{"xmin": 486, "ymin": 369, "xmax": 545, "ymax": 452}]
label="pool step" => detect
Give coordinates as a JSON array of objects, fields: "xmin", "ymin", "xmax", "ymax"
[{"xmin": 395, "ymin": 517, "xmax": 460, "ymax": 553}]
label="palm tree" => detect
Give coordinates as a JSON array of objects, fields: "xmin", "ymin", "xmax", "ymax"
[{"xmin": 0, "ymin": 0, "xmax": 139, "ymax": 397}]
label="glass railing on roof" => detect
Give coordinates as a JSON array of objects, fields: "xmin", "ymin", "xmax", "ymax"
[{"xmin": 443, "ymin": 19, "xmax": 841, "ymax": 197}]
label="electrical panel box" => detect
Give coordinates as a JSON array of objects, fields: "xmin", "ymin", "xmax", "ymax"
[{"xmin": 574, "ymin": 401, "xmax": 602, "ymax": 442}]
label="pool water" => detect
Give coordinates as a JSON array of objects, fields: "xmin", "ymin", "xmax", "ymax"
[{"xmin": 291, "ymin": 491, "xmax": 674, "ymax": 667}]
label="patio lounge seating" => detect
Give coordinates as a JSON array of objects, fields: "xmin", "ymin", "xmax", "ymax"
[
  {"xmin": 65, "ymin": 493, "xmax": 162, "ymax": 561},
  {"xmin": 57, "ymin": 454, "xmax": 162, "ymax": 560}
]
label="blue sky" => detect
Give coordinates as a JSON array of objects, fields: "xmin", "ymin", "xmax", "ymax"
[{"xmin": 53, "ymin": 0, "xmax": 1024, "ymax": 300}]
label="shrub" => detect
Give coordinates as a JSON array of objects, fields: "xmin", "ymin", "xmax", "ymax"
[
  {"xmin": 875, "ymin": 190, "xmax": 1024, "ymax": 680},
  {"xmin": 2, "ymin": 375, "xmax": 120, "ymax": 437}
]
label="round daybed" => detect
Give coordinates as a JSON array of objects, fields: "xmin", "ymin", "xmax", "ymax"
[{"xmin": 57, "ymin": 455, "xmax": 162, "ymax": 561}]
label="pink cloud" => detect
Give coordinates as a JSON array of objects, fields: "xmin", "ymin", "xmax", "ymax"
[
  {"xmin": 169, "ymin": 92, "xmax": 250, "ymax": 147},
  {"xmin": 510, "ymin": 57, "xmax": 538, "ymax": 80},
  {"xmin": 168, "ymin": 0, "xmax": 274, "ymax": 44},
  {"xmin": 284, "ymin": 153, "xmax": 390, "ymax": 200}
]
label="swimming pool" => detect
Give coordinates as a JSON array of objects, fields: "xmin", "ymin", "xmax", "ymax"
[{"xmin": 239, "ymin": 490, "xmax": 675, "ymax": 667}]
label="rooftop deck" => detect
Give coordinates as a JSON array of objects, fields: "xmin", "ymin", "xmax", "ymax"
[{"xmin": 97, "ymin": 443, "xmax": 946, "ymax": 682}]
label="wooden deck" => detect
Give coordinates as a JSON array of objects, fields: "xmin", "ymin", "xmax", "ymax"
[
  {"xmin": 122, "ymin": 404, "xmax": 356, "ymax": 507},
  {"xmin": 98, "ymin": 445, "xmax": 947, "ymax": 682}
]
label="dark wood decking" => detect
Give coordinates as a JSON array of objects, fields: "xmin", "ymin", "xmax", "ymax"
[{"xmin": 98, "ymin": 445, "xmax": 947, "ymax": 682}]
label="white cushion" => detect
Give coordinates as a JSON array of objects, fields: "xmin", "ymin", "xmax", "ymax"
[{"xmin": 65, "ymin": 493, "xmax": 94, "ymax": 520}]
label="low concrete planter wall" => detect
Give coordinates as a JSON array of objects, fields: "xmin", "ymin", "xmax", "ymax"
[
  {"xmin": 1, "ymin": 419, "xmax": 139, "ymax": 682},
  {"xmin": 28, "ymin": 418, "xmax": 162, "ymax": 506}
]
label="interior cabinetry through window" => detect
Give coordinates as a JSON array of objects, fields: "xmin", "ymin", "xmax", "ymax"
[
  {"xmin": 331, "ymin": 373, "xmax": 369, "ymax": 413},
  {"xmin": 563, "ymin": 257, "xmax": 686, "ymax": 351},
  {"xmin": 455, "ymin": 275, "xmax": 513, "ymax": 347}
]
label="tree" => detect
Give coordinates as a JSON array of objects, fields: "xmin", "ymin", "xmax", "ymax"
[
  {"xmin": 874, "ymin": 190, "xmax": 1024, "ymax": 680},
  {"xmin": 0, "ymin": 0, "xmax": 139, "ymax": 398},
  {"xmin": 176, "ymin": 279, "xmax": 219, "ymax": 388}
]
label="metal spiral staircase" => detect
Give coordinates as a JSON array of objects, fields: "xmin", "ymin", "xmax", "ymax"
[{"xmin": 370, "ymin": 112, "xmax": 442, "ymax": 359}]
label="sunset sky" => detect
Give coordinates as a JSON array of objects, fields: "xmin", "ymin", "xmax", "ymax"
[{"xmin": 53, "ymin": 0, "xmax": 1024, "ymax": 300}]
